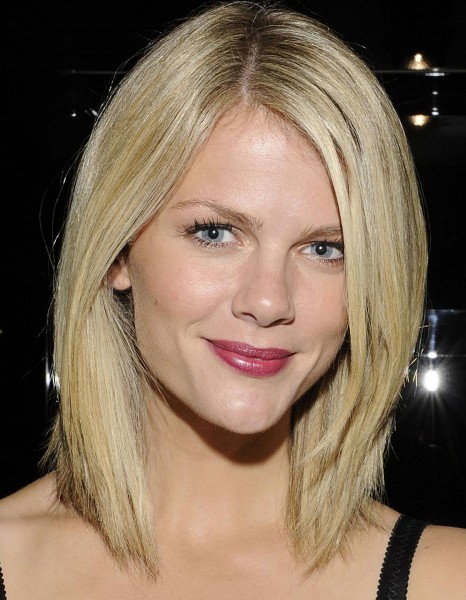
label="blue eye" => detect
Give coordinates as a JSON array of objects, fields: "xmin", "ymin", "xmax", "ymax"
[
  {"xmin": 184, "ymin": 219, "xmax": 236, "ymax": 247},
  {"xmin": 305, "ymin": 241, "xmax": 344, "ymax": 260},
  {"xmin": 197, "ymin": 225, "xmax": 233, "ymax": 243}
]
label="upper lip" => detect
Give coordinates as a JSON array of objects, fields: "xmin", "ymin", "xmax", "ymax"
[{"xmin": 207, "ymin": 339, "xmax": 294, "ymax": 360}]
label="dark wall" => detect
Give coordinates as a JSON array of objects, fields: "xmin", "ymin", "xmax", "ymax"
[{"xmin": 1, "ymin": 0, "xmax": 465, "ymax": 524}]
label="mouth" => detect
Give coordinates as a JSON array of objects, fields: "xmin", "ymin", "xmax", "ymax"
[{"xmin": 205, "ymin": 339, "xmax": 294, "ymax": 377}]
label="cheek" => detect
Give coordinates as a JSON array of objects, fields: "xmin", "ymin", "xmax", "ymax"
[
  {"xmin": 327, "ymin": 285, "xmax": 347, "ymax": 335},
  {"xmin": 327, "ymin": 297, "xmax": 348, "ymax": 347},
  {"xmin": 299, "ymin": 276, "xmax": 347, "ymax": 338},
  {"xmin": 130, "ymin": 249, "xmax": 235, "ymax": 330}
]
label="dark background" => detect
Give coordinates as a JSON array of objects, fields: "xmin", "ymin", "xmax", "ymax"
[{"xmin": 1, "ymin": 0, "xmax": 465, "ymax": 525}]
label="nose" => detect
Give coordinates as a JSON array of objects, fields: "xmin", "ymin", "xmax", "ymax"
[{"xmin": 231, "ymin": 252, "xmax": 295, "ymax": 327}]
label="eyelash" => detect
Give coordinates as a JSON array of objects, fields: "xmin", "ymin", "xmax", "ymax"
[
  {"xmin": 305, "ymin": 240, "xmax": 344, "ymax": 266},
  {"xmin": 182, "ymin": 218, "xmax": 236, "ymax": 248},
  {"xmin": 181, "ymin": 218, "xmax": 344, "ymax": 265}
]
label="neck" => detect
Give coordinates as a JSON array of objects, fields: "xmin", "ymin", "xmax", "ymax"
[{"xmin": 145, "ymin": 387, "xmax": 291, "ymax": 542}]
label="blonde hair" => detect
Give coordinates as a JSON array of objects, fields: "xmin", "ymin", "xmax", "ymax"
[{"xmin": 46, "ymin": 0, "xmax": 427, "ymax": 576}]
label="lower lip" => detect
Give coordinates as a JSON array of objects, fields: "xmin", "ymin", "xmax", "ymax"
[{"xmin": 207, "ymin": 342, "xmax": 291, "ymax": 377}]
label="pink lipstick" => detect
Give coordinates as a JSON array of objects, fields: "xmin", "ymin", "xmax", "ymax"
[{"xmin": 206, "ymin": 339, "xmax": 293, "ymax": 377}]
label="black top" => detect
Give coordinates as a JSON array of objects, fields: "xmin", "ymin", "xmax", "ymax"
[
  {"xmin": 0, "ymin": 559, "xmax": 5, "ymax": 600},
  {"xmin": 0, "ymin": 514, "xmax": 428, "ymax": 599},
  {"xmin": 376, "ymin": 514, "xmax": 429, "ymax": 600}
]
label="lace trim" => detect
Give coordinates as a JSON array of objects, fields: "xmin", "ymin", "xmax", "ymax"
[
  {"xmin": 0, "ymin": 563, "xmax": 6, "ymax": 600},
  {"xmin": 376, "ymin": 514, "xmax": 429, "ymax": 600}
]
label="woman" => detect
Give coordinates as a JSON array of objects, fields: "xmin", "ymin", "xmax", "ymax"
[{"xmin": 0, "ymin": 1, "xmax": 465, "ymax": 598}]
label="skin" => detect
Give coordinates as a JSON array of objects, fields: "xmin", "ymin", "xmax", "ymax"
[
  {"xmin": 0, "ymin": 106, "xmax": 465, "ymax": 599},
  {"xmin": 112, "ymin": 105, "xmax": 347, "ymax": 440}
]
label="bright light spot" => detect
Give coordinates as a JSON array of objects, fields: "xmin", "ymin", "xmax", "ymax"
[
  {"xmin": 423, "ymin": 369, "xmax": 440, "ymax": 392},
  {"xmin": 408, "ymin": 114, "xmax": 431, "ymax": 127},
  {"xmin": 404, "ymin": 52, "xmax": 432, "ymax": 70},
  {"xmin": 427, "ymin": 351, "xmax": 437, "ymax": 358}
]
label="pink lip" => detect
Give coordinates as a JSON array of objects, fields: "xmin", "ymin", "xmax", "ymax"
[{"xmin": 206, "ymin": 339, "xmax": 294, "ymax": 377}]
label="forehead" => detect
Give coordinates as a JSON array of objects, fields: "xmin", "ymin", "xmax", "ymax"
[
  {"xmin": 157, "ymin": 105, "xmax": 341, "ymax": 235},
  {"xmin": 171, "ymin": 106, "xmax": 332, "ymax": 197},
  {"xmin": 206, "ymin": 105, "xmax": 322, "ymax": 163}
]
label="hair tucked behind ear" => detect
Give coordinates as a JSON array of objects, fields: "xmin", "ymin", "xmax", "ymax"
[{"xmin": 45, "ymin": 1, "xmax": 427, "ymax": 577}]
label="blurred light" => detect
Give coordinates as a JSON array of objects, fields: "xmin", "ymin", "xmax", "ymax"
[
  {"xmin": 427, "ymin": 351, "xmax": 437, "ymax": 358},
  {"xmin": 45, "ymin": 366, "xmax": 51, "ymax": 390},
  {"xmin": 407, "ymin": 114, "xmax": 431, "ymax": 127},
  {"xmin": 403, "ymin": 52, "xmax": 433, "ymax": 70},
  {"xmin": 423, "ymin": 369, "xmax": 440, "ymax": 392}
]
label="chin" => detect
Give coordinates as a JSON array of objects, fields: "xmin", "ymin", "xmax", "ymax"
[
  {"xmin": 210, "ymin": 396, "xmax": 290, "ymax": 435},
  {"xmin": 153, "ymin": 376, "xmax": 293, "ymax": 437}
]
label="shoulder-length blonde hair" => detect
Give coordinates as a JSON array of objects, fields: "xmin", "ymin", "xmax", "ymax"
[{"xmin": 46, "ymin": 0, "xmax": 427, "ymax": 577}]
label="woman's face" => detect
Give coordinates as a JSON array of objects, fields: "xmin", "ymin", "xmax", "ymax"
[{"xmin": 111, "ymin": 106, "xmax": 347, "ymax": 434}]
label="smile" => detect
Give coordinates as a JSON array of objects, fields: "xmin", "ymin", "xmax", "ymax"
[{"xmin": 206, "ymin": 339, "xmax": 294, "ymax": 377}]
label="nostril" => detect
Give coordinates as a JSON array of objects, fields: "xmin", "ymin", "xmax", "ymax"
[{"xmin": 231, "ymin": 272, "xmax": 295, "ymax": 327}]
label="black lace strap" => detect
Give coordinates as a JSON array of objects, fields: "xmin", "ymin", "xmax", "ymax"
[
  {"xmin": 0, "ymin": 563, "xmax": 6, "ymax": 600},
  {"xmin": 376, "ymin": 514, "xmax": 429, "ymax": 600}
]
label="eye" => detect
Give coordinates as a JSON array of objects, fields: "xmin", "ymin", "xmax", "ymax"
[
  {"xmin": 182, "ymin": 219, "xmax": 237, "ymax": 247},
  {"xmin": 196, "ymin": 223, "xmax": 235, "ymax": 244},
  {"xmin": 304, "ymin": 241, "xmax": 344, "ymax": 261}
]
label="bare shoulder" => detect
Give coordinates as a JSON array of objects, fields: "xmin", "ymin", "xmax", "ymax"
[
  {"xmin": 0, "ymin": 474, "xmax": 69, "ymax": 568},
  {"xmin": 370, "ymin": 504, "xmax": 466, "ymax": 599},
  {"xmin": 409, "ymin": 521, "xmax": 466, "ymax": 599},
  {"xmin": 0, "ymin": 474, "xmax": 61, "ymax": 537},
  {"xmin": 0, "ymin": 474, "xmax": 101, "ymax": 599},
  {"xmin": 0, "ymin": 474, "xmax": 57, "ymax": 513}
]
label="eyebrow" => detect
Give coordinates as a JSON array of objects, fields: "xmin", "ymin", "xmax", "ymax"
[
  {"xmin": 171, "ymin": 199, "xmax": 264, "ymax": 231},
  {"xmin": 299, "ymin": 225, "xmax": 343, "ymax": 240},
  {"xmin": 171, "ymin": 198, "xmax": 342, "ymax": 240}
]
